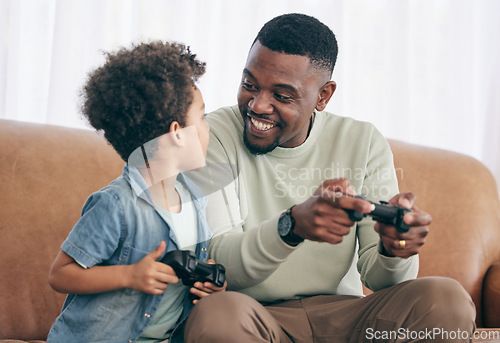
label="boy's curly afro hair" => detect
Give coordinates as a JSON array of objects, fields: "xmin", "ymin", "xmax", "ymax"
[{"xmin": 81, "ymin": 41, "xmax": 206, "ymax": 161}]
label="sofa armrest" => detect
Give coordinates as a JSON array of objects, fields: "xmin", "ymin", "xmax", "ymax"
[{"xmin": 483, "ymin": 263, "xmax": 500, "ymax": 328}]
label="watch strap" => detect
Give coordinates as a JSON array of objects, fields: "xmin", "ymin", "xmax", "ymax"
[{"xmin": 280, "ymin": 206, "xmax": 304, "ymax": 245}]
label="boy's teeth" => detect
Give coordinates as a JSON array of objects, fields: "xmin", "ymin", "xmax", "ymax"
[{"xmin": 251, "ymin": 117, "xmax": 275, "ymax": 131}]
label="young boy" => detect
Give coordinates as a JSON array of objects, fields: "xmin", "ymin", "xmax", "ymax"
[{"xmin": 47, "ymin": 41, "xmax": 225, "ymax": 343}]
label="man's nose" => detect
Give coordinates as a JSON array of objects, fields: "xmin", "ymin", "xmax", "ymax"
[{"xmin": 248, "ymin": 92, "xmax": 273, "ymax": 114}]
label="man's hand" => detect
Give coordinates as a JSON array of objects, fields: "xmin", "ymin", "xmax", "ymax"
[
  {"xmin": 189, "ymin": 259, "xmax": 227, "ymax": 304},
  {"xmin": 375, "ymin": 192, "xmax": 431, "ymax": 258},
  {"xmin": 292, "ymin": 178, "xmax": 373, "ymax": 244},
  {"xmin": 128, "ymin": 241, "xmax": 179, "ymax": 294}
]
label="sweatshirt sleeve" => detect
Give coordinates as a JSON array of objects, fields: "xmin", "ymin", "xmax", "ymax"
[
  {"xmin": 356, "ymin": 127, "xmax": 419, "ymax": 291},
  {"xmin": 188, "ymin": 109, "xmax": 298, "ymax": 289}
]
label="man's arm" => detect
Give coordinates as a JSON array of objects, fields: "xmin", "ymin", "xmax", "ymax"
[
  {"xmin": 355, "ymin": 132, "xmax": 426, "ymax": 291},
  {"xmin": 198, "ymin": 160, "xmax": 297, "ymax": 290},
  {"xmin": 291, "ymin": 129, "xmax": 426, "ymax": 291}
]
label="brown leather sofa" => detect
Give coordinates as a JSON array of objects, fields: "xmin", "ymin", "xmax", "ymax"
[{"xmin": 1, "ymin": 119, "xmax": 499, "ymax": 342}]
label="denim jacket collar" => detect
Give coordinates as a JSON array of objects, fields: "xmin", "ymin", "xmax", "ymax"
[{"xmin": 124, "ymin": 164, "xmax": 212, "ymax": 247}]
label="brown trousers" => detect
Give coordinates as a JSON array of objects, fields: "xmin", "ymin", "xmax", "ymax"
[{"xmin": 184, "ymin": 277, "xmax": 476, "ymax": 343}]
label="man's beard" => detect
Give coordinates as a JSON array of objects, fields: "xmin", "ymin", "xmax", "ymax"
[{"xmin": 243, "ymin": 125, "xmax": 280, "ymax": 155}]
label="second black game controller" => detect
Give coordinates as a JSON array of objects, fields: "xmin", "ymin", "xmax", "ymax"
[
  {"xmin": 160, "ymin": 250, "xmax": 226, "ymax": 288},
  {"xmin": 344, "ymin": 194, "xmax": 413, "ymax": 232}
]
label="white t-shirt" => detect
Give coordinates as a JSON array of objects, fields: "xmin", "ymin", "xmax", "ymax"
[
  {"xmin": 165, "ymin": 180, "xmax": 198, "ymax": 251},
  {"xmin": 138, "ymin": 181, "xmax": 199, "ymax": 341}
]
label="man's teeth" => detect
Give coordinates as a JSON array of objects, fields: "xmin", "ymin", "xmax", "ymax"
[{"xmin": 250, "ymin": 117, "xmax": 275, "ymax": 131}]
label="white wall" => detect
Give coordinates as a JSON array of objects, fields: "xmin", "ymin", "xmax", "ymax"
[{"xmin": 1, "ymin": 0, "xmax": 500, "ymax": 193}]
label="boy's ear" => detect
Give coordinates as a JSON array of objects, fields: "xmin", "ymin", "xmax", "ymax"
[{"xmin": 169, "ymin": 121, "xmax": 185, "ymax": 147}]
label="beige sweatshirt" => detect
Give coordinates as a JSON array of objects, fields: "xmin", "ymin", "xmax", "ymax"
[{"xmin": 191, "ymin": 105, "xmax": 418, "ymax": 303}]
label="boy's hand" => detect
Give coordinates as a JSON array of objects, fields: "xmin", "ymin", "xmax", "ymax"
[
  {"xmin": 129, "ymin": 241, "xmax": 179, "ymax": 295},
  {"xmin": 190, "ymin": 259, "xmax": 227, "ymax": 304}
]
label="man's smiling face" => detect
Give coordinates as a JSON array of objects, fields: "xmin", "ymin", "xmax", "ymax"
[{"xmin": 237, "ymin": 41, "xmax": 332, "ymax": 155}]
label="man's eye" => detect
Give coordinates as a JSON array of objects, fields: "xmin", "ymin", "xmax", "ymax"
[
  {"xmin": 275, "ymin": 93, "xmax": 293, "ymax": 102},
  {"xmin": 242, "ymin": 82, "xmax": 257, "ymax": 90}
]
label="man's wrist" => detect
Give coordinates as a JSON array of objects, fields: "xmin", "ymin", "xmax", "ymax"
[
  {"xmin": 378, "ymin": 241, "xmax": 395, "ymax": 257},
  {"xmin": 278, "ymin": 206, "xmax": 304, "ymax": 246},
  {"xmin": 281, "ymin": 231, "xmax": 303, "ymax": 246}
]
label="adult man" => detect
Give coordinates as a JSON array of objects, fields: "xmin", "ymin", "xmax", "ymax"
[{"xmin": 185, "ymin": 13, "xmax": 475, "ymax": 342}]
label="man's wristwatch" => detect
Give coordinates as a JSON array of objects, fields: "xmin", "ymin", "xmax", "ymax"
[{"xmin": 278, "ymin": 206, "xmax": 304, "ymax": 246}]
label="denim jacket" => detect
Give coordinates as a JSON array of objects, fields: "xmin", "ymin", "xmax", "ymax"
[{"xmin": 47, "ymin": 165, "xmax": 212, "ymax": 343}]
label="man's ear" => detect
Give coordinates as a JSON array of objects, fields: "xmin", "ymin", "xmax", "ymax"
[
  {"xmin": 169, "ymin": 121, "xmax": 185, "ymax": 147},
  {"xmin": 316, "ymin": 81, "xmax": 336, "ymax": 112}
]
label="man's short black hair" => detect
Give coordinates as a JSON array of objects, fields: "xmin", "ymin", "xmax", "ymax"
[
  {"xmin": 81, "ymin": 41, "xmax": 205, "ymax": 161},
  {"xmin": 253, "ymin": 13, "xmax": 338, "ymax": 76}
]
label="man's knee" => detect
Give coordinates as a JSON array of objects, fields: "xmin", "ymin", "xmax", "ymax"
[
  {"xmin": 406, "ymin": 277, "xmax": 476, "ymax": 325},
  {"xmin": 184, "ymin": 291, "xmax": 281, "ymax": 343},
  {"xmin": 188, "ymin": 291, "xmax": 259, "ymax": 322}
]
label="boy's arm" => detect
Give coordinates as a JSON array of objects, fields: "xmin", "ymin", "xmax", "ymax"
[{"xmin": 48, "ymin": 241, "xmax": 179, "ymax": 295}]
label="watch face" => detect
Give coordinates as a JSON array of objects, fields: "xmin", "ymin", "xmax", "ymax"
[{"xmin": 278, "ymin": 212, "xmax": 292, "ymax": 236}]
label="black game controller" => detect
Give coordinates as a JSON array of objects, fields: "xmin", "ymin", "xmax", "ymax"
[
  {"xmin": 160, "ymin": 250, "xmax": 226, "ymax": 288},
  {"xmin": 344, "ymin": 194, "xmax": 413, "ymax": 232}
]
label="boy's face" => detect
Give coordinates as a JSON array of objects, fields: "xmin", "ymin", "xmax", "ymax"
[{"xmin": 185, "ymin": 87, "xmax": 209, "ymax": 158}]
